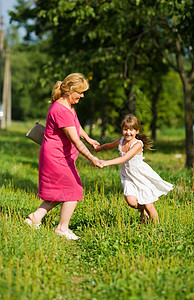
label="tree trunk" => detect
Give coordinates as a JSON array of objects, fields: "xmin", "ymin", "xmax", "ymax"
[
  {"xmin": 6, "ymin": 48, "xmax": 11, "ymax": 127},
  {"xmin": 0, "ymin": 17, "xmax": 4, "ymax": 103},
  {"xmin": 150, "ymin": 80, "xmax": 162, "ymax": 141},
  {"xmin": 125, "ymin": 82, "xmax": 136, "ymax": 115},
  {"xmin": 89, "ymin": 96, "xmax": 95, "ymax": 138},
  {"xmin": 128, "ymin": 90, "xmax": 136, "ymax": 115},
  {"xmin": 101, "ymin": 91, "xmax": 106, "ymax": 141},
  {"xmin": 175, "ymin": 38, "xmax": 194, "ymax": 168},
  {"xmin": 182, "ymin": 79, "xmax": 194, "ymax": 168}
]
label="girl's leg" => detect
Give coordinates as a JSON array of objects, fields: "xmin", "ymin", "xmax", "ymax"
[
  {"xmin": 125, "ymin": 196, "xmax": 147, "ymax": 222},
  {"xmin": 28, "ymin": 200, "xmax": 60, "ymax": 224},
  {"xmin": 125, "ymin": 195, "xmax": 139, "ymax": 209},
  {"xmin": 55, "ymin": 201, "xmax": 78, "ymax": 234},
  {"xmin": 125, "ymin": 195, "xmax": 146, "ymax": 211},
  {"xmin": 144, "ymin": 203, "xmax": 159, "ymax": 224}
]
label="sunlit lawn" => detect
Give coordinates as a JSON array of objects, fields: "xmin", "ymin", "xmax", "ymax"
[{"xmin": 0, "ymin": 122, "xmax": 193, "ymax": 300}]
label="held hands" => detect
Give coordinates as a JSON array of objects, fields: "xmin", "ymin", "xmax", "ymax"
[
  {"xmin": 98, "ymin": 160, "xmax": 110, "ymax": 167},
  {"xmin": 90, "ymin": 157, "xmax": 110, "ymax": 168},
  {"xmin": 90, "ymin": 156, "xmax": 104, "ymax": 168},
  {"xmin": 88, "ymin": 140, "xmax": 108, "ymax": 167},
  {"xmin": 92, "ymin": 144, "xmax": 102, "ymax": 152},
  {"xmin": 90, "ymin": 138, "xmax": 102, "ymax": 152},
  {"xmin": 89, "ymin": 139, "xmax": 100, "ymax": 149}
]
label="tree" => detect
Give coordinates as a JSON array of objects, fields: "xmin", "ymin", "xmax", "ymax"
[
  {"xmin": 9, "ymin": 0, "xmax": 166, "ymax": 116},
  {"xmin": 9, "ymin": 0, "xmax": 192, "ymax": 167},
  {"xmin": 146, "ymin": 0, "xmax": 194, "ymax": 167}
]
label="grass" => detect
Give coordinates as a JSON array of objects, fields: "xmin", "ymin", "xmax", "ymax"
[{"xmin": 0, "ymin": 122, "xmax": 193, "ymax": 300}]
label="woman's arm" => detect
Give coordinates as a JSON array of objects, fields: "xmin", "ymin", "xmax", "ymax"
[
  {"xmin": 79, "ymin": 125, "xmax": 100, "ymax": 148},
  {"xmin": 62, "ymin": 126, "xmax": 102, "ymax": 167},
  {"xmin": 93, "ymin": 139, "xmax": 120, "ymax": 152},
  {"xmin": 102, "ymin": 142, "xmax": 142, "ymax": 166}
]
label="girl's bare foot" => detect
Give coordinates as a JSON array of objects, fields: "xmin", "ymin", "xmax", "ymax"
[{"xmin": 139, "ymin": 209, "xmax": 149, "ymax": 224}]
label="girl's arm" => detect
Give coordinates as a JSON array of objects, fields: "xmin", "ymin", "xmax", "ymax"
[
  {"xmin": 93, "ymin": 139, "xmax": 120, "ymax": 152},
  {"xmin": 102, "ymin": 142, "xmax": 142, "ymax": 166},
  {"xmin": 79, "ymin": 125, "xmax": 100, "ymax": 148}
]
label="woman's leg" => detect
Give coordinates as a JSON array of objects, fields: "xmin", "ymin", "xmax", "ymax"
[
  {"xmin": 55, "ymin": 201, "xmax": 78, "ymax": 233},
  {"xmin": 28, "ymin": 200, "xmax": 60, "ymax": 224},
  {"xmin": 144, "ymin": 203, "xmax": 159, "ymax": 224}
]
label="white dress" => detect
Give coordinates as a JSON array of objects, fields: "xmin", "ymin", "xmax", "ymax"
[{"xmin": 119, "ymin": 137, "xmax": 173, "ymax": 204}]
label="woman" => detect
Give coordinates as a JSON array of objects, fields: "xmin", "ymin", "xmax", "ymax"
[{"xmin": 25, "ymin": 73, "xmax": 102, "ymax": 240}]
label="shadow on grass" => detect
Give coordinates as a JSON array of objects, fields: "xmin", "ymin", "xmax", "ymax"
[
  {"xmin": 15, "ymin": 158, "xmax": 39, "ymax": 170},
  {"xmin": 96, "ymin": 135, "xmax": 185, "ymax": 154},
  {"xmin": 0, "ymin": 170, "xmax": 38, "ymax": 194},
  {"xmin": 0, "ymin": 170, "xmax": 39, "ymax": 222},
  {"xmin": 0, "ymin": 129, "xmax": 40, "ymax": 159},
  {"xmin": 151, "ymin": 139, "xmax": 185, "ymax": 154},
  {"xmin": 0, "ymin": 129, "xmax": 27, "ymax": 137},
  {"xmin": 70, "ymin": 207, "xmax": 135, "ymax": 231}
]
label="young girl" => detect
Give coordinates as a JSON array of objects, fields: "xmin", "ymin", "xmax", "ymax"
[{"xmin": 94, "ymin": 114, "xmax": 173, "ymax": 223}]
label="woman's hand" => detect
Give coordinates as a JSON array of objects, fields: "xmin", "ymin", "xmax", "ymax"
[
  {"xmin": 89, "ymin": 138, "xmax": 100, "ymax": 149},
  {"xmin": 90, "ymin": 157, "xmax": 104, "ymax": 168}
]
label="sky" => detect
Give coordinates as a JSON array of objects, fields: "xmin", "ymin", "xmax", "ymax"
[
  {"xmin": 0, "ymin": 0, "xmax": 26, "ymax": 38},
  {"xmin": 0, "ymin": 0, "xmax": 17, "ymax": 30}
]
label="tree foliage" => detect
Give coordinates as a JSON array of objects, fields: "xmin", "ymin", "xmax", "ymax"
[
  {"xmin": 9, "ymin": 0, "xmax": 194, "ymax": 167},
  {"xmin": 5, "ymin": 26, "xmax": 50, "ymax": 120}
]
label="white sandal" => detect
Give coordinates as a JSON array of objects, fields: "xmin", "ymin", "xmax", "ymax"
[
  {"xmin": 56, "ymin": 230, "xmax": 80, "ymax": 240},
  {"xmin": 24, "ymin": 218, "xmax": 41, "ymax": 229}
]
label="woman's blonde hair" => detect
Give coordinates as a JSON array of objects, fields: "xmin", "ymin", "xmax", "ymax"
[
  {"xmin": 121, "ymin": 114, "xmax": 152, "ymax": 150},
  {"xmin": 51, "ymin": 73, "xmax": 89, "ymax": 103}
]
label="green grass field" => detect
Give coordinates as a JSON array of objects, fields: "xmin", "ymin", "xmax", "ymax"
[{"xmin": 0, "ymin": 122, "xmax": 193, "ymax": 300}]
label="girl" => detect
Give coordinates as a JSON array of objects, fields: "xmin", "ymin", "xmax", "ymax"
[{"xmin": 94, "ymin": 114, "xmax": 173, "ymax": 223}]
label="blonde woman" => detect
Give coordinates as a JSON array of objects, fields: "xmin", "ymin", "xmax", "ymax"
[{"xmin": 25, "ymin": 73, "xmax": 102, "ymax": 239}]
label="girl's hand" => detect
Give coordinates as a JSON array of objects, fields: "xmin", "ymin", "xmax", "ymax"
[{"xmin": 100, "ymin": 160, "xmax": 110, "ymax": 167}]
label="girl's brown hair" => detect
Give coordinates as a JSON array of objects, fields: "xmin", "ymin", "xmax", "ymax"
[
  {"xmin": 51, "ymin": 73, "xmax": 89, "ymax": 103},
  {"xmin": 121, "ymin": 114, "xmax": 152, "ymax": 150}
]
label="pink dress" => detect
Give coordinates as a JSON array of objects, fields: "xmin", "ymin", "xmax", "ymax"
[{"xmin": 38, "ymin": 101, "xmax": 83, "ymax": 202}]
